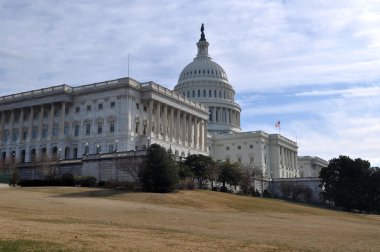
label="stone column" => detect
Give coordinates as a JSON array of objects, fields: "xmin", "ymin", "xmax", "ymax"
[
  {"xmin": 18, "ymin": 108, "xmax": 24, "ymax": 143},
  {"xmin": 194, "ymin": 118, "xmax": 198, "ymax": 148},
  {"xmin": 38, "ymin": 105, "xmax": 44, "ymax": 140},
  {"xmin": 9, "ymin": 110, "xmax": 14, "ymax": 144},
  {"xmin": 203, "ymin": 121, "xmax": 208, "ymax": 151},
  {"xmin": 182, "ymin": 112, "xmax": 186, "ymax": 144},
  {"xmin": 48, "ymin": 103, "xmax": 55, "ymax": 138},
  {"xmin": 148, "ymin": 100, "xmax": 153, "ymax": 137},
  {"xmin": 0, "ymin": 111, "xmax": 4, "ymax": 141},
  {"xmin": 176, "ymin": 110, "xmax": 181, "ymax": 143},
  {"xmin": 59, "ymin": 102, "xmax": 65, "ymax": 138},
  {"xmin": 27, "ymin": 107, "xmax": 34, "ymax": 142},
  {"xmin": 155, "ymin": 101, "xmax": 161, "ymax": 136},
  {"xmin": 170, "ymin": 107, "xmax": 174, "ymax": 142},
  {"xmin": 163, "ymin": 104, "xmax": 167, "ymax": 139}
]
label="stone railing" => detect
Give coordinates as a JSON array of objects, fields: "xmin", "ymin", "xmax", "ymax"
[
  {"xmin": 141, "ymin": 82, "xmax": 207, "ymax": 111},
  {"xmin": 0, "ymin": 84, "xmax": 73, "ymax": 104}
]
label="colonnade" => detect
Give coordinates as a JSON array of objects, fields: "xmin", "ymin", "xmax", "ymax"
[
  {"xmin": 208, "ymin": 106, "xmax": 240, "ymax": 127},
  {"xmin": 280, "ymin": 146, "xmax": 297, "ymax": 170},
  {"xmin": 147, "ymin": 100, "xmax": 207, "ymax": 150}
]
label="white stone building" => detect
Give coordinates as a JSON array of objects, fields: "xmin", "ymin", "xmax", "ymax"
[
  {"xmin": 0, "ymin": 78, "xmax": 209, "ymax": 164},
  {"xmin": 0, "ymin": 24, "xmax": 300, "ymax": 179},
  {"xmin": 298, "ymin": 156, "xmax": 328, "ymax": 178},
  {"xmin": 175, "ymin": 25, "xmax": 299, "ymax": 179}
]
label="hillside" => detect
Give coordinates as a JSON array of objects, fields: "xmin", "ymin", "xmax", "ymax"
[{"xmin": 0, "ymin": 187, "xmax": 379, "ymax": 251}]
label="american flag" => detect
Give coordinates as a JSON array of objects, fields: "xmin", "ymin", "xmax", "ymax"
[{"xmin": 275, "ymin": 120, "xmax": 281, "ymax": 128}]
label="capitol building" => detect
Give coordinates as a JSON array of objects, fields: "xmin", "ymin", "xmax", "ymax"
[{"xmin": 0, "ymin": 25, "xmax": 302, "ymax": 180}]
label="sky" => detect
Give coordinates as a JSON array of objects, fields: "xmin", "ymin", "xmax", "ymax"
[{"xmin": 0, "ymin": 0, "xmax": 380, "ymax": 166}]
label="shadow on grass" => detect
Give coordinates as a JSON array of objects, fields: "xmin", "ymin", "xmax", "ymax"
[
  {"xmin": 53, "ymin": 188, "xmax": 133, "ymax": 198},
  {"xmin": 0, "ymin": 239, "xmax": 70, "ymax": 252}
]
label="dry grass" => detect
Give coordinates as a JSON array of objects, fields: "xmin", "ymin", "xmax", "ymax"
[{"xmin": 0, "ymin": 187, "xmax": 379, "ymax": 251}]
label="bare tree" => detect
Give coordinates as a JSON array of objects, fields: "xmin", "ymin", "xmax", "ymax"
[{"xmin": 3, "ymin": 156, "xmax": 19, "ymax": 187}]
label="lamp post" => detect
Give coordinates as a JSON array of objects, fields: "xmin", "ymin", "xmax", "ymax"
[{"xmin": 115, "ymin": 140, "xmax": 118, "ymax": 152}]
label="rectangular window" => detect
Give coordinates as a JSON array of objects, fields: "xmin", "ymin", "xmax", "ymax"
[
  {"xmin": 136, "ymin": 103, "xmax": 139, "ymax": 109},
  {"xmin": 74, "ymin": 124, "xmax": 80, "ymax": 136},
  {"xmin": 108, "ymin": 144, "xmax": 114, "ymax": 153},
  {"xmin": 97, "ymin": 122, "xmax": 103, "ymax": 134},
  {"xmin": 250, "ymin": 156, "xmax": 254, "ymax": 163},
  {"xmin": 249, "ymin": 144, "xmax": 253, "ymax": 149},
  {"xmin": 226, "ymin": 146, "xmax": 229, "ymax": 150},
  {"xmin": 203, "ymin": 90, "xmax": 206, "ymax": 97},
  {"xmin": 237, "ymin": 146, "xmax": 241, "ymax": 150},
  {"xmin": 22, "ymin": 129, "xmax": 28, "ymax": 140},
  {"xmin": 109, "ymin": 121, "xmax": 115, "ymax": 133},
  {"xmin": 32, "ymin": 127, "xmax": 38, "ymax": 139},
  {"xmin": 73, "ymin": 148, "xmax": 78, "ymax": 159},
  {"xmin": 214, "ymin": 90, "xmax": 217, "ymax": 97},
  {"xmin": 12, "ymin": 129, "xmax": 18, "ymax": 141},
  {"xmin": 76, "ymin": 107, "xmax": 80, "ymax": 113},
  {"xmin": 86, "ymin": 105, "xmax": 91, "ymax": 111},
  {"xmin": 42, "ymin": 126, "xmax": 48, "ymax": 137},
  {"xmin": 143, "ymin": 106, "xmax": 147, "ymax": 112},
  {"xmin": 64, "ymin": 124, "xmax": 69, "ymax": 135},
  {"xmin": 98, "ymin": 103, "xmax": 103, "ymax": 109},
  {"xmin": 110, "ymin": 101, "xmax": 116, "ymax": 108},
  {"xmin": 85, "ymin": 123, "xmax": 91, "ymax": 135},
  {"xmin": 209, "ymin": 90, "xmax": 211, "ymax": 97},
  {"xmin": 198, "ymin": 90, "xmax": 200, "ymax": 97},
  {"xmin": 53, "ymin": 126, "xmax": 58, "ymax": 137}
]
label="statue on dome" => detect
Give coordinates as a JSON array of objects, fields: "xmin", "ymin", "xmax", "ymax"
[{"xmin": 200, "ymin": 23, "xmax": 206, "ymax": 41}]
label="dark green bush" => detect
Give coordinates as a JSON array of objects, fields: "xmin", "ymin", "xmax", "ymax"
[{"xmin": 75, "ymin": 176, "xmax": 97, "ymax": 187}]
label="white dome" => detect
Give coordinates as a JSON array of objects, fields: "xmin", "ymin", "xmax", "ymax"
[
  {"xmin": 174, "ymin": 24, "xmax": 241, "ymax": 134},
  {"xmin": 178, "ymin": 58, "xmax": 228, "ymax": 83}
]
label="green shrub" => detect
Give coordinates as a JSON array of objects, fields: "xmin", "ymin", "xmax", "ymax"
[
  {"xmin": 60, "ymin": 173, "xmax": 75, "ymax": 186},
  {"xmin": 75, "ymin": 176, "xmax": 97, "ymax": 187}
]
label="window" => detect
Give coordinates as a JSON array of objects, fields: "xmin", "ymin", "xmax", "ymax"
[
  {"xmin": 250, "ymin": 156, "xmax": 254, "ymax": 164},
  {"xmin": 74, "ymin": 124, "xmax": 80, "ymax": 136},
  {"xmin": 75, "ymin": 107, "xmax": 80, "ymax": 113},
  {"xmin": 192, "ymin": 90, "xmax": 195, "ymax": 97},
  {"xmin": 209, "ymin": 90, "xmax": 211, "ymax": 97},
  {"xmin": 85, "ymin": 122, "xmax": 91, "ymax": 135},
  {"xmin": 237, "ymin": 146, "xmax": 241, "ymax": 150},
  {"xmin": 238, "ymin": 157, "xmax": 241, "ymax": 163},
  {"xmin": 143, "ymin": 106, "xmax": 147, "ymax": 112},
  {"xmin": 203, "ymin": 90, "xmax": 206, "ymax": 97},
  {"xmin": 22, "ymin": 129, "xmax": 28, "ymax": 140},
  {"xmin": 136, "ymin": 103, "xmax": 139, "ymax": 109},
  {"xmin": 53, "ymin": 125, "xmax": 58, "ymax": 137},
  {"xmin": 109, "ymin": 121, "xmax": 115, "ymax": 133},
  {"xmin": 219, "ymin": 91, "xmax": 222, "ymax": 98},
  {"xmin": 97, "ymin": 122, "xmax": 103, "ymax": 134},
  {"xmin": 12, "ymin": 129, "xmax": 18, "ymax": 141},
  {"xmin": 197, "ymin": 90, "xmax": 200, "ymax": 97},
  {"xmin": 226, "ymin": 146, "xmax": 230, "ymax": 151},
  {"xmin": 249, "ymin": 144, "xmax": 253, "ymax": 149},
  {"xmin": 73, "ymin": 148, "xmax": 78, "ymax": 159},
  {"xmin": 86, "ymin": 105, "xmax": 91, "ymax": 111},
  {"xmin": 64, "ymin": 124, "xmax": 69, "ymax": 135},
  {"xmin": 214, "ymin": 90, "xmax": 217, "ymax": 97},
  {"xmin": 42, "ymin": 125, "xmax": 48, "ymax": 137},
  {"xmin": 32, "ymin": 127, "xmax": 38, "ymax": 139},
  {"xmin": 110, "ymin": 101, "xmax": 116, "ymax": 108},
  {"xmin": 98, "ymin": 103, "xmax": 103, "ymax": 109},
  {"xmin": 209, "ymin": 110, "xmax": 212, "ymax": 121}
]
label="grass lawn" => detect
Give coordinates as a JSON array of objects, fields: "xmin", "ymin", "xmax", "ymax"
[{"xmin": 0, "ymin": 186, "xmax": 379, "ymax": 251}]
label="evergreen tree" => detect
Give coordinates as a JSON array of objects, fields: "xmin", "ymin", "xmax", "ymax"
[{"xmin": 139, "ymin": 144, "xmax": 179, "ymax": 193}]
